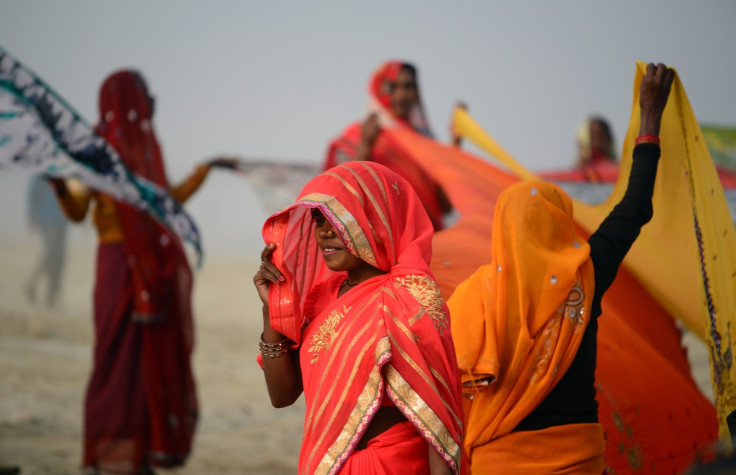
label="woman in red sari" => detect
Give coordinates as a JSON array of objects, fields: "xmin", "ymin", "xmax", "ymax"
[
  {"xmin": 52, "ymin": 70, "xmax": 233, "ymax": 474},
  {"xmin": 324, "ymin": 61, "xmax": 452, "ymax": 230},
  {"xmin": 254, "ymin": 161, "xmax": 465, "ymax": 474}
]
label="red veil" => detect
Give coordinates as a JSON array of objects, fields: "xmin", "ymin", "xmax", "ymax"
[{"xmin": 263, "ymin": 161, "xmax": 465, "ymax": 474}]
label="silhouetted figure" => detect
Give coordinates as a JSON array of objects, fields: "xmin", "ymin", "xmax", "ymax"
[{"xmin": 25, "ymin": 174, "xmax": 68, "ymax": 307}]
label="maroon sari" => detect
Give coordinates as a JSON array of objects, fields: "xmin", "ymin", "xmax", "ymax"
[{"xmin": 83, "ymin": 70, "xmax": 197, "ymax": 472}]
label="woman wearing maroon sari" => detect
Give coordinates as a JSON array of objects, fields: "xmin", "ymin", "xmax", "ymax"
[
  {"xmin": 254, "ymin": 161, "xmax": 465, "ymax": 474},
  {"xmin": 324, "ymin": 61, "xmax": 452, "ymax": 231},
  {"xmin": 52, "ymin": 70, "xmax": 232, "ymax": 474}
]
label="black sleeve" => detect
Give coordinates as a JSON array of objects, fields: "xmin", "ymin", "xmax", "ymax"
[{"xmin": 588, "ymin": 143, "xmax": 661, "ymax": 314}]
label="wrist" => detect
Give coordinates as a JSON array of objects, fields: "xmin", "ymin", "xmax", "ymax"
[
  {"xmin": 635, "ymin": 134, "xmax": 660, "ymax": 146},
  {"xmin": 639, "ymin": 114, "xmax": 661, "ymax": 136}
]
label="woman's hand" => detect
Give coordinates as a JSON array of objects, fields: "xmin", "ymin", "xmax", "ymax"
[
  {"xmin": 207, "ymin": 156, "xmax": 240, "ymax": 169},
  {"xmin": 639, "ymin": 63, "xmax": 675, "ymax": 136},
  {"xmin": 361, "ymin": 113, "xmax": 381, "ymax": 148},
  {"xmin": 355, "ymin": 113, "xmax": 381, "ymax": 162},
  {"xmin": 46, "ymin": 176, "xmax": 68, "ymax": 197},
  {"xmin": 254, "ymin": 243, "xmax": 284, "ymax": 306},
  {"xmin": 450, "ymin": 101, "xmax": 468, "ymax": 147}
]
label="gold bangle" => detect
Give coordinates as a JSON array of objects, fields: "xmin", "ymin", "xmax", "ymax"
[{"xmin": 260, "ymin": 333, "xmax": 291, "ymax": 359}]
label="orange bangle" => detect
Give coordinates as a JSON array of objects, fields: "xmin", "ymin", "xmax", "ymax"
[{"xmin": 635, "ymin": 134, "xmax": 660, "ymax": 145}]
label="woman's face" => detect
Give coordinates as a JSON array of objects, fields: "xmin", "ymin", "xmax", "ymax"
[
  {"xmin": 389, "ymin": 69, "xmax": 418, "ymax": 120},
  {"xmin": 312, "ymin": 208, "xmax": 365, "ymax": 272},
  {"xmin": 590, "ymin": 120, "xmax": 612, "ymax": 156}
]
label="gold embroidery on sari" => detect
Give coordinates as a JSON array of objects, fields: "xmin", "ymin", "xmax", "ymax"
[
  {"xmin": 308, "ymin": 305, "xmax": 352, "ymax": 364},
  {"xmin": 385, "ymin": 327, "xmax": 441, "ymax": 395},
  {"xmin": 314, "ymin": 337, "xmax": 391, "ymax": 475},
  {"xmin": 345, "ymin": 165, "xmax": 395, "ymax": 260},
  {"xmin": 564, "ymin": 284, "xmax": 586, "ymax": 327},
  {"xmin": 385, "ymin": 365, "xmax": 462, "ymax": 472},
  {"xmin": 394, "ymin": 275, "xmax": 449, "ymax": 332},
  {"xmin": 305, "ymin": 331, "xmax": 377, "ymax": 472},
  {"xmin": 323, "ymin": 172, "xmax": 364, "ymax": 207},
  {"xmin": 305, "ymin": 293, "xmax": 391, "ymax": 471},
  {"xmin": 305, "ymin": 291, "xmax": 389, "ymax": 433},
  {"xmin": 297, "ymin": 193, "xmax": 377, "ymax": 267}
]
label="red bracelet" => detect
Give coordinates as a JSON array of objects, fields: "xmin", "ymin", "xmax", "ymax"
[{"xmin": 635, "ymin": 134, "xmax": 660, "ymax": 145}]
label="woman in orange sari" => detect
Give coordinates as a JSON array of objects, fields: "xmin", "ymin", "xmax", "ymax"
[
  {"xmin": 51, "ymin": 70, "xmax": 233, "ymax": 474},
  {"xmin": 448, "ymin": 63, "xmax": 675, "ymax": 473},
  {"xmin": 254, "ymin": 161, "xmax": 465, "ymax": 474},
  {"xmin": 324, "ymin": 61, "xmax": 452, "ymax": 230}
]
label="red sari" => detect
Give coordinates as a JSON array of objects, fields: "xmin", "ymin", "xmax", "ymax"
[
  {"xmin": 324, "ymin": 61, "xmax": 447, "ymax": 230},
  {"xmin": 83, "ymin": 71, "xmax": 197, "ymax": 472},
  {"xmin": 262, "ymin": 161, "xmax": 465, "ymax": 474}
]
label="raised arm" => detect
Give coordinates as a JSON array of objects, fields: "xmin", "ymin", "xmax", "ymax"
[
  {"xmin": 170, "ymin": 157, "xmax": 238, "ymax": 204},
  {"xmin": 588, "ymin": 63, "xmax": 675, "ymax": 301},
  {"xmin": 450, "ymin": 101, "xmax": 468, "ymax": 148},
  {"xmin": 253, "ymin": 243, "xmax": 303, "ymax": 407},
  {"xmin": 355, "ymin": 113, "xmax": 381, "ymax": 162}
]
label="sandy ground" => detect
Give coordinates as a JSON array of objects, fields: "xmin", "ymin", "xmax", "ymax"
[
  {"xmin": 0, "ymin": 239, "xmax": 715, "ymax": 475},
  {"xmin": 0, "ymin": 240, "xmax": 304, "ymax": 474}
]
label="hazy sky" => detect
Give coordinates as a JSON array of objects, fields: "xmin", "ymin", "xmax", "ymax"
[{"xmin": 2, "ymin": 1, "xmax": 735, "ymax": 254}]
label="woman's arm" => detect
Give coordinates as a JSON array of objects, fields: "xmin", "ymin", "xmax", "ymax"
[
  {"xmin": 48, "ymin": 177, "xmax": 91, "ymax": 222},
  {"xmin": 170, "ymin": 157, "xmax": 238, "ymax": 203},
  {"xmin": 254, "ymin": 243, "xmax": 303, "ymax": 407},
  {"xmin": 355, "ymin": 113, "xmax": 380, "ymax": 162},
  {"xmin": 260, "ymin": 305, "xmax": 303, "ymax": 407},
  {"xmin": 588, "ymin": 63, "xmax": 674, "ymax": 300},
  {"xmin": 428, "ymin": 448, "xmax": 452, "ymax": 475}
]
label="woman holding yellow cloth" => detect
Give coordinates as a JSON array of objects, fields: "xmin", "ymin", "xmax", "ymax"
[{"xmin": 448, "ymin": 63, "xmax": 675, "ymax": 474}]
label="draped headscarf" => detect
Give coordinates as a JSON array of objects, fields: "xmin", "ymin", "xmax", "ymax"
[
  {"xmin": 96, "ymin": 70, "xmax": 191, "ymax": 321},
  {"xmin": 323, "ymin": 61, "xmax": 445, "ymax": 230},
  {"xmin": 448, "ymin": 180, "xmax": 594, "ymax": 447},
  {"xmin": 95, "ymin": 70, "xmax": 197, "ymax": 461},
  {"xmin": 263, "ymin": 161, "xmax": 464, "ymax": 474},
  {"xmin": 368, "ymin": 60, "xmax": 433, "ymax": 137}
]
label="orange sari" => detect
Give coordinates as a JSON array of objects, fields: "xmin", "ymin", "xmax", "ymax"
[
  {"xmin": 371, "ymin": 96, "xmax": 716, "ymax": 472},
  {"xmin": 448, "ymin": 181, "xmax": 602, "ymax": 473},
  {"xmin": 262, "ymin": 161, "xmax": 465, "ymax": 474}
]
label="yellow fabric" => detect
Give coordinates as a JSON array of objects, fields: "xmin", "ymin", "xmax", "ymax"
[
  {"xmin": 452, "ymin": 107, "xmax": 537, "ymax": 181},
  {"xmin": 453, "ymin": 62, "xmax": 736, "ymax": 440},
  {"xmin": 448, "ymin": 181, "xmax": 595, "ymax": 448}
]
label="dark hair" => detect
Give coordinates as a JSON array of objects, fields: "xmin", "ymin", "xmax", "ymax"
[
  {"xmin": 400, "ymin": 63, "xmax": 417, "ymax": 78},
  {"xmin": 590, "ymin": 116, "xmax": 613, "ymax": 141}
]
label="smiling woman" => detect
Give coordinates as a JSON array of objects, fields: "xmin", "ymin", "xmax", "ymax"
[
  {"xmin": 310, "ymin": 207, "xmax": 385, "ymax": 295},
  {"xmin": 252, "ymin": 161, "xmax": 465, "ymax": 474}
]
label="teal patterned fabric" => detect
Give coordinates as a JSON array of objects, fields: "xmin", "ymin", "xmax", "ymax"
[{"xmin": 0, "ymin": 45, "xmax": 202, "ymax": 258}]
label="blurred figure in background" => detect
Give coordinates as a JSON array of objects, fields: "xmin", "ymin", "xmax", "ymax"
[
  {"xmin": 51, "ymin": 69, "xmax": 234, "ymax": 474},
  {"xmin": 25, "ymin": 173, "xmax": 68, "ymax": 307},
  {"xmin": 324, "ymin": 60, "xmax": 453, "ymax": 230},
  {"xmin": 576, "ymin": 116, "xmax": 617, "ymax": 166},
  {"xmin": 574, "ymin": 116, "xmax": 619, "ymax": 183}
]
